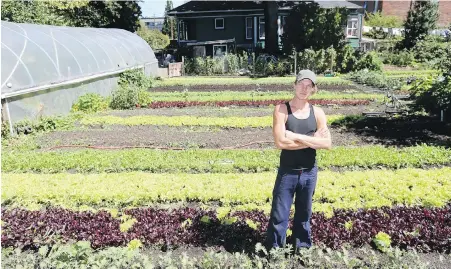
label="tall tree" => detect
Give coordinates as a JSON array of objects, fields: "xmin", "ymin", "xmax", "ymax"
[
  {"xmin": 1, "ymin": 0, "xmax": 142, "ymax": 32},
  {"xmin": 137, "ymin": 22, "xmax": 170, "ymax": 50},
  {"xmin": 401, "ymin": 0, "xmax": 439, "ymax": 49},
  {"xmin": 264, "ymin": 1, "xmax": 279, "ymax": 54},
  {"xmin": 162, "ymin": 0, "xmax": 176, "ymax": 39},
  {"xmin": 281, "ymin": 2, "xmax": 348, "ymax": 53}
]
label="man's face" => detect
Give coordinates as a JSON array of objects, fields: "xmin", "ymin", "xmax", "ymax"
[{"xmin": 294, "ymin": 79, "xmax": 314, "ymax": 100}]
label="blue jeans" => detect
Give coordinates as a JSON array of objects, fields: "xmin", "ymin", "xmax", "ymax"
[{"xmin": 265, "ymin": 165, "xmax": 318, "ymax": 249}]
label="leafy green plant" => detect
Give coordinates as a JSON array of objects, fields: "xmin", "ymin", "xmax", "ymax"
[
  {"xmin": 119, "ymin": 214, "xmax": 137, "ymax": 232},
  {"xmin": 71, "ymin": 93, "xmax": 109, "ymax": 113},
  {"xmin": 373, "ymin": 232, "xmax": 392, "ymax": 253},
  {"xmin": 110, "ymin": 69, "xmax": 154, "ymax": 109},
  {"xmin": 127, "ymin": 239, "xmax": 143, "ymax": 251},
  {"xmin": 118, "ymin": 69, "xmax": 153, "ymax": 91},
  {"xmin": 110, "ymin": 84, "xmax": 141, "ymax": 110}
]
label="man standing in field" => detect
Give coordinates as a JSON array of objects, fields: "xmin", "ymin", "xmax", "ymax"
[{"xmin": 266, "ymin": 70, "xmax": 332, "ymax": 253}]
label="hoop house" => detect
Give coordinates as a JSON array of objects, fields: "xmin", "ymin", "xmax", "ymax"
[{"xmin": 1, "ymin": 21, "xmax": 158, "ymax": 131}]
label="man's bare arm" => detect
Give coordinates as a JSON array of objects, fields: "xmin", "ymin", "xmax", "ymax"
[{"xmin": 272, "ymin": 104, "xmax": 308, "ymax": 150}]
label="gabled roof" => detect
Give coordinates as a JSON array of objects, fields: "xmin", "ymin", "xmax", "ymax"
[{"xmin": 168, "ymin": 1, "xmax": 362, "ymax": 15}]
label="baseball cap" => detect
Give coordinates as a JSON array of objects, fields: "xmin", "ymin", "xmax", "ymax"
[{"xmin": 295, "ymin": 69, "xmax": 317, "ymax": 85}]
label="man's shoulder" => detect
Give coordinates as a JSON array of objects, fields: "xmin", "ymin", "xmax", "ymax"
[
  {"xmin": 312, "ymin": 105, "xmax": 325, "ymax": 115},
  {"xmin": 274, "ymin": 103, "xmax": 288, "ymax": 113}
]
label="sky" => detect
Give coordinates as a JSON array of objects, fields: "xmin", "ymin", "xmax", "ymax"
[{"xmin": 139, "ymin": 0, "xmax": 187, "ymax": 18}]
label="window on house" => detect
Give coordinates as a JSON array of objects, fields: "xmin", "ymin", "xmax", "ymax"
[
  {"xmin": 259, "ymin": 17, "xmax": 265, "ymax": 39},
  {"xmin": 213, "ymin": 45, "xmax": 227, "ymax": 58},
  {"xmin": 215, "ymin": 18, "xmax": 224, "ymax": 29},
  {"xmin": 347, "ymin": 16, "xmax": 359, "ymax": 37},
  {"xmin": 245, "ymin": 17, "xmax": 253, "ymax": 39}
]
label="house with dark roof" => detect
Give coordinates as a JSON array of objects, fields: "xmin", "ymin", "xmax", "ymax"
[{"xmin": 168, "ymin": 1, "xmax": 364, "ymax": 57}]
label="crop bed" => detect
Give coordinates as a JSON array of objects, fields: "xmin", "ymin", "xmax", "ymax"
[{"xmin": 2, "ymin": 76, "xmax": 450, "ymax": 267}]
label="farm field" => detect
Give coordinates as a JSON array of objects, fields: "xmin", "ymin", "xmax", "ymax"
[{"xmin": 2, "ymin": 75, "xmax": 451, "ymax": 268}]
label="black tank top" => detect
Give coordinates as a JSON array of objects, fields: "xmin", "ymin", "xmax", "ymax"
[{"xmin": 279, "ymin": 102, "xmax": 317, "ymax": 169}]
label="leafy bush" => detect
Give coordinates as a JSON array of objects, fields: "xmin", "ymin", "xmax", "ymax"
[
  {"xmin": 411, "ymin": 75, "xmax": 451, "ymax": 118},
  {"xmin": 336, "ymin": 44, "xmax": 358, "ymax": 73},
  {"xmin": 381, "ymin": 50, "xmax": 415, "ymax": 67},
  {"xmin": 110, "ymin": 85, "xmax": 138, "ymax": 110},
  {"xmin": 412, "ymin": 37, "xmax": 449, "ymax": 66},
  {"xmin": 410, "ymin": 44, "xmax": 451, "ymax": 119},
  {"xmin": 364, "ymin": 12, "xmax": 403, "ymax": 28},
  {"xmin": 71, "ymin": 93, "xmax": 108, "ymax": 113},
  {"xmin": 354, "ymin": 51, "xmax": 383, "ymax": 71},
  {"xmin": 118, "ymin": 69, "xmax": 153, "ymax": 90},
  {"xmin": 364, "ymin": 27, "xmax": 391, "ymax": 39},
  {"xmin": 111, "ymin": 69, "xmax": 153, "ymax": 109},
  {"xmin": 295, "ymin": 47, "xmax": 339, "ymax": 74},
  {"xmin": 224, "ymin": 54, "xmax": 240, "ymax": 74}
]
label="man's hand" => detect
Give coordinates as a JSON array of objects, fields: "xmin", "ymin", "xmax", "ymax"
[{"xmin": 314, "ymin": 128, "xmax": 330, "ymax": 138}]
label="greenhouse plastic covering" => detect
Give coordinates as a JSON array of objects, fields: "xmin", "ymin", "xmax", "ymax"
[{"xmin": 1, "ymin": 21, "xmax": 158, "ymax": 125}]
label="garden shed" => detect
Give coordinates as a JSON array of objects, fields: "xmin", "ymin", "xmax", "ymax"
[{"xmin": 1, "ymin": 21, "xmax": 158, "ymax": 132}]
